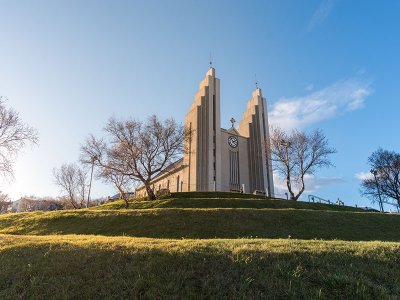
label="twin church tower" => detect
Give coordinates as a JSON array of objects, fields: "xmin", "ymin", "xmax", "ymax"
[{"xmin": 136, "ymin": 67, "xmax": 274, "ymax": 197}]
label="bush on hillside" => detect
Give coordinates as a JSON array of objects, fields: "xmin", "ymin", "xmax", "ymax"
[{"xmin": 156, "ymin": 188, "xmax": 171, "ymax": 199}]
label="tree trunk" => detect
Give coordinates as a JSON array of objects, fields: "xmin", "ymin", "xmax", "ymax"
[
  {"xmin": 145, "ymin": 182, "xmax": 156, "ymax": 200},
  {"xmin": 293, "ymin": 176, "xmax": 306, "ymax": 201},
  {"xmin": 286, "ymin": 176, "xmax": 295, "ymax": 200},
  {"xmin": 69, "ymin": 194, "xmax": 78, "ymax": 209},
  {"xmin": 123, "ymin": 199, "xmax": 129, "ymax": 208},
  {"xmin": 120, "ymin": 191, "xmax": 129, "ymax": 208},
  {"xmin": 293, "ymin": 189, "xmax": 304, "ymax": 201}
]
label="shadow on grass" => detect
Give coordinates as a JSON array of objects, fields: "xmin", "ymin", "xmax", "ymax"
[
  {"xmin": 0, "ymin": 238, "xmax": 398, "ymax": 299},
  {"xmin": 1, "ymin": 209, "xmax": 400, "ymax": 241}
]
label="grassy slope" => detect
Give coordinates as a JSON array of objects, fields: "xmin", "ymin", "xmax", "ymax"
[
  {"xmin": 0, "ymin": 235, "xmax": 399, "ymax": 299},
  {"xmin": 1, "ymin": 193, "xmax": 399, "ymax": 299},
  {"xmin": 0, "ymin": 207, "xmax": 399, "ymax": 241},
  {"xmin": 98, "ymin": 197, "xmax": 366, "ymax": 212}
]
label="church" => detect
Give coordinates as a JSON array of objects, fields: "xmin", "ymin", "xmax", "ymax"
[{"xmin": 136, "ymin": 67, "xmax": 274, "ymax": 196}]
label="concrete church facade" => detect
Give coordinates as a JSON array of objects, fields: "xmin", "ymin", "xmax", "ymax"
[{"xmin": 136, "ymin": 67, "xmax": 274, "ymax": 197}]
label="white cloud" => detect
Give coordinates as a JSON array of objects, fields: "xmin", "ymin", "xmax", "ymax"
[
  {"xmin": 355, "ymin": 171, "xmax": 373, "ymax": 181},
  {"xmin": 269, "ymin": 77, "xmax": 373, "ymax": 130},
  {"xmin": 308, "ymin": 0, "xmax": 335, "ymax": 31},
  {"xmin": 273, "ymin": 171, "xmax": 345, "ymax": 199},
  {"xmin": 304, "ymin": 174, "xmax": 345, "ymax": 190}
]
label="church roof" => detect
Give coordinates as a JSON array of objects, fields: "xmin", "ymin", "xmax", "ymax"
[
  {"xmin": 221, "ymin": 127, "xmax": 244, "ymax": 138},
  {"xmin": 227, "ymin": 126, "xmax": 240, "ymax": 135},
  {"xmin": 151, "ymin": 157, "xmax": 184, "ymax": 180}
]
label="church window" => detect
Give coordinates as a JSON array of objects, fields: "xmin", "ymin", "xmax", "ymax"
[{"xmin": 213, "ymin": 95, "xmax": 216, "ymax": 131}]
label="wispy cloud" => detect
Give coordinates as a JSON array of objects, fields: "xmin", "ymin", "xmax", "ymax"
[
  {"xmin": 308, "ymin": 0, "xmax": 335, "ymax": 31},
  {"xmin": 355, "ymin": 171, "xmax": 372, "ymax": 181},
  {"xmin": 273, "ymin": 171, "xmax": 345, "ymax": 199},
  {"xmin": 269, "ymin": 77, "xmax": 373, "ymax": 130},
  {"xmin": 305, "ymin": 84, "xmax": 314, "ymax": 91}
]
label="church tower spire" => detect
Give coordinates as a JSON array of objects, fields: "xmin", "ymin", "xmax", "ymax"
[
  {"xmin": 237, "ymin": 84, "xmax": 274, "ymax": 197},
  {"xmin": 183, "ymin": 67, "xmax": 221, "ymax": 192}
]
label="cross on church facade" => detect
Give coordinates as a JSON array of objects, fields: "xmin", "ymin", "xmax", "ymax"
[{"xmin": 230, "ymin": 117, "xmax": 236, "ymax": 128}]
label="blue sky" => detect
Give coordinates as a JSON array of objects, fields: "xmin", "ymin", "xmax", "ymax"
[{"xmin": 0, "ymin": 0, "xmax": 399, "ymax": 210}]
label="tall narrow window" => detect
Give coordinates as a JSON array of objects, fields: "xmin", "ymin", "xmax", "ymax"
[{"xmin": 213, "ymin": 95, "xmax": 216, "ymax": 131}]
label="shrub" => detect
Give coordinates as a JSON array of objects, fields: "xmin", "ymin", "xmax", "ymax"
[{"xmin": 156, "ymin": 188, "xmax": 171, "ymax": 199}]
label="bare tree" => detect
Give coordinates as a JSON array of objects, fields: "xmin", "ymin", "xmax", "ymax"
[
  {"xmin": 270, "ymin": 126, "xmax": 336, "ymax": 200},
  {"xmin": 53, "ymin": 163, "xmax": 88, "ymax": 209},
  {"xmin": 0, "ymin": 192, "xmax": 11, "ymax": 213},
  {"xmin": 360, "ymin": 148, "xmax": 400, "ymax": 208},
  {"xmin": 0, "ymin": 97, "xmax": 38, "ymax": 179},
  {"xmin": 100, "ymin": 167, "xmax": 135, "ymax": 208},
  {"xmin": 81, "ymin": 115, "xmax": 186, "ymax": 200}
]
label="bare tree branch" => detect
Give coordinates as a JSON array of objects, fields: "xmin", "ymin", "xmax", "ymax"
[
  {"xmin": 270, "ymin": 126, "xmax": 336, "ymax": 200},
  {"xmin": 0, "ymin": 97, "xmax": 38, "ymax": 179},
  {"xmin": 361, "ymin": 148, "xmax": 400, "ymax": 207},
  {"xmin": 81, "ymin": 115, "xmax": 187, "ymax": 200},
  {"xmin": 53, "ymin": 163, "xmax": 88, "ymax": 209},
  {"xmin": 99, "ymin": 167, "xmax": 135, "ymax": 208}
]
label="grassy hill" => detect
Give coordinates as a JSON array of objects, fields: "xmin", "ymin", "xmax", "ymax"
[
  {"xmin": 0, "ymin": 192, "xmax": 399, "ymax": 299},
  {"xmin": 98, "ymin": 192, "xmax": 367, "ymax": 212},
  {"xmin": 1, "ymin": 208, "xmax": 399, "ymax": 241}
]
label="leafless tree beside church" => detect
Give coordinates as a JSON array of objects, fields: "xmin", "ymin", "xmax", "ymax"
[
  {"xmin": 269, "ymin": 126, "xmax": 336, "ymax": 200},
  {"xmin": 53, "ymin": 163, "xmax": 88, "ymax": 209},
  {"xmin": 81, "ymin": 115, "xmax": 187, "ymax": 200},
  {"xmin": 0, "ymin": 97, "xmax": 38, "ymax": 179}
]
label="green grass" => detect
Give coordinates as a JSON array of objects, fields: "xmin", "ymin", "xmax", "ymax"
[
  {"xmin": 1, "ymin": 192, "xmax": 399, "ymax": 298},
  {"xmin": 99, "ymin": 196, "xmax": 366, "ymax": 212},
  {"xmin": 0, "ymin": 234, "xmax": 399, "ymax": 299},
  {"xmin": 171, "ymin": 191, "xmax": 269, "ymax": 199},
  {"xmin": 0, "ymin": 208, "xmax": 399, "ymax": 241}
]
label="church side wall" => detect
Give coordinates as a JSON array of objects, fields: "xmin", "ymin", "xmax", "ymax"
[{"xmin": 135, "ymin": 167, "xmax": 186, "ymax": 197}]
